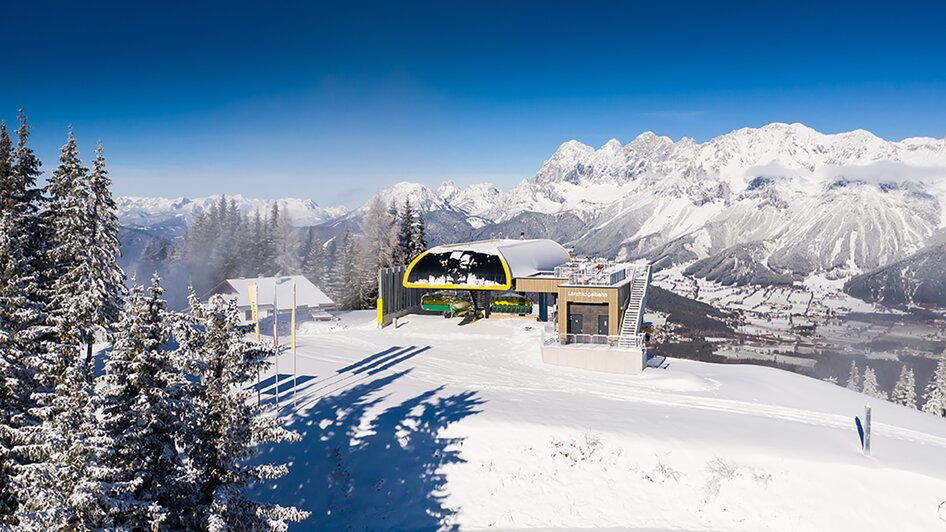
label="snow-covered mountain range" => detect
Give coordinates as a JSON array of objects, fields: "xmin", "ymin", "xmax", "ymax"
[
  {"xmin": 118, "ymin": 122, "xmax": 946, "ymax": 286},
  {"xmin": 344, "ymin": 123, "xmax": 946, "ymax": 283}
]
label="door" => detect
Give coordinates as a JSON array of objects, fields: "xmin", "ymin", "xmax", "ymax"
[
  {"xmin": 597, "ymin": 314, "xmax": 609, "ymax": 335},
  {"xmin": 568, "ymin": 313, "xmax": 583, "ymax": 334}
]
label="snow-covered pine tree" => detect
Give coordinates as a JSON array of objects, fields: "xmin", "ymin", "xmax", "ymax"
[
  {"xmin": 388, "ymin": 201, "xmax": 404, "ymax": 265},
  {"xmin": 327, "ymin": 226, "xmax": 359, "ymax": 309},
  {"xmin": 83, "ymin": 143, "xmax": 126, "ymax": 364},
  {"xmin": 861, "ymin": 367, "xmax": 887, "ymax": 400},
  {"xmin": 0, "ymin": 212, "xmax": 45, "ymax": 526},
  {"xmin": 922, "ymin": 350, "xmax": 946, "ymax": 417},
  {"xmin": 10, "ymin": 110, "xmax": 46, "ymax": 269},
  {"xmin": 14, "ymin": 131, "xmax": 101, "ymax": 528},
  {"xmin": 846, "ymin": 360, "xmax": 860, "ymax": 391},
  {"xmin": 2, "ymin": 112, "xmax": 48, "ymax": 324},
  {"xmin": 14, "ymin": 338, "xmax": 97, "ymax": 528},
  {"xmin": 174, "ymin": 292, "xmax": 309, "ymax": 530},
  {"xmin": 410, "ymin": 210, "xmax": 428, "ymax": 262},
  {"xmin": 357, "ymin": 196, "xmax": 397, "ymax": 307},
  {"xmin": 0, "ymin": 120, "xmax": 13, "ymax": 206},
  {"xmin": 214, "ymin": 197, "xmax": 243, "ymax": 282},
  {"xmin": 45, "ymin": 129, "xmax": 96, "ymax": 354},
  {"xmin": 248, "ymin": 208, "xmax": 266, "ymax": 277},
  {"xmin": 274, "ymin": 205, "xmax": 302, "ymax": 275},
  {"xmin": 264, "ymin": 201, "xmax": 282, "ymax": 276},
  {"xmin": 73, "ymin": 275, "xmax": 189, "ymax": 529},
  {"xmin": 301, "ymin": 230, "xmax": 325, "ymax": 288},
  {"xmin": 891, "ymin": 365, "xmax": 917, "ymax": 409},
  {"xmin": 397, "ymin": 199, "xmax": 416, "ymax": 264}
]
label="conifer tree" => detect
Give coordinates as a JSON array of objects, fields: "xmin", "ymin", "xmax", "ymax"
[
  {"xmin": 14, "ymin": 131, "xmax": 99, "ymax": 528},
  {"xmin": 274, "ymin": 205, "xmax": 301, "ymax": 275},
  {"xmin": 327, "ymin": 226, "xmax": 359, "ymax": 309},
  {"xmin": 301, "ymin": 230, "xmax": 325, "ymax": 288},
  {"xmin": 5, "ymin": 111, "xmax": 46, "ymax": 293},
  {"xmin": 73, "ymin": 275, "xmax": 189, "ymax": 529},
  {"xmin": 398, "ymin": 199, "xmax": 416, "ymax": 264},
  {"xmin": 0, "ymin": 213, "xmax": 45, "ymax": 525},
  {"xmin": 411, "ymin": 211, "xmax": 428, "ymax": 261},
  {"xmin": 0, "ymin": 121, "xmax": 13, "ymax": 206},
  {"xmin": 264, "ymin": 202, "xmax": 281, "ymax": 275},
  {"xmin": 14, "ymin": 343, "xmax": 97, "ymax": 528},
  {"xmin": 0, "ymin": 112, "xmax": 53, "ymax": 527},
  {"xmin": 388, "ymin": 201, "xmax": 404, "ymax": 265},
  {"xmin": 174, "ymin": 293, "xmax": 309, "ymax": 530},
  {"xmin": 215, "ymin": 197, "xmax": 243, "ymax": 281},
  {"xmin": 922, "ymin": 350, "xmax": 946, "ymax": 417},
  {"xmin": 249, "ymin": 208, "xmax": 266, "ymax": 276},
  {"xmin": 861, "ymin": 367, "xmax": 886, "ymax": 400},
  {"xmin": 846, "ymin": 360, "xmax": 860, "ymax": 391},
  {"xmin": 83, "ymin": 144, "xmax": 126, "ymax": 364},
  {"xmin": 891, "ymin": 365, "xmax": 917, "ymax": 409},
  {"xmin": 358, "ymin": 196, "xmax": 398, "ymax": 307},
  {"xmin": 46, "ymin": 129, "xmax": 96, "ymax": 352}
]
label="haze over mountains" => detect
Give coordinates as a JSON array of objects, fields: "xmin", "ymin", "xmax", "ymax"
[{"xmin": 118, "ymin": 122, "xmax": 946, "ymax": 305}]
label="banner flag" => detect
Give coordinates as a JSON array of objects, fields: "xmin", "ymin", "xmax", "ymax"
[
  {"xmin": 855, "ymin": 416, "xmax": 865, "ymax": 449},
  {"xmin": 248, "ymin": 283, "xmax": 260, "ymax": 343}
]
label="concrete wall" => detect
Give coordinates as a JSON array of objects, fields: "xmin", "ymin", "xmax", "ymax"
[{"xmin": 540, "ymin": 344, "xmax": 645, "ymax": 375}]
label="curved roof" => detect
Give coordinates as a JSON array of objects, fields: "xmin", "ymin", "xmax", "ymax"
[{"xmin": 403, "ymin": 239, "xmax": 571, "ymax": 291}]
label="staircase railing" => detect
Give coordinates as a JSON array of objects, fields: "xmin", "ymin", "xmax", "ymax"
[{"xmin": 618, "ymin": 263, "xmax": 651, "ymax": 349}]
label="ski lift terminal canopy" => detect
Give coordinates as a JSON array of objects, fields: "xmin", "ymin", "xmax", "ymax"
[{"xmin": 403, "ymin": 239, "xmax": 572, "ymax": 291}]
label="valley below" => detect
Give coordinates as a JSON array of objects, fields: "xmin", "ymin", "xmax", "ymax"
[{"xmin": 647, "ymin": 266, "xmax": 946, "ymax": 404}]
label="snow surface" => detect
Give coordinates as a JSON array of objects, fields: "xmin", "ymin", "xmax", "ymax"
[{"xmin": 250, "ymin": 311, "xmax": 946, "ymax": 531}]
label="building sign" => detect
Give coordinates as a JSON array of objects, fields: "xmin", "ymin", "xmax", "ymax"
[{"xmin": 565, "ymin": 290, "xmax": 609, "ymax": 301}]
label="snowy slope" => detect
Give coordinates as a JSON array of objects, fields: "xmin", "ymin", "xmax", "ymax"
[
  {"xmin": 250, "ymin": 312, "xmax": 946, "ymax": 531},
  {"xmin": 116, "ymin": 195, "xmax": 346, "ymax": 227}
]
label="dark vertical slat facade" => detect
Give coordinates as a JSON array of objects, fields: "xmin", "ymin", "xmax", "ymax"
[{"xmin": 378, "ymin": 265, "xmax": 424, "ymax": 326}]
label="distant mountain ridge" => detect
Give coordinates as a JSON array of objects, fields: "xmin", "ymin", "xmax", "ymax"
[
  {"xmin": 116, "ymin": 195, "xmax": 347, "ymax": 228},
  {"xmin": 117, "ymin": 122, "xmax": 946, "ymax": 297},
  {"xmin": 349, "ymin": 123, "xmax": 946, "ymax": 281}
]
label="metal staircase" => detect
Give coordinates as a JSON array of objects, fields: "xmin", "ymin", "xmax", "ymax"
[{"xmin": 618, "ymin": 263, "xmax": 651, "ymax": 349}]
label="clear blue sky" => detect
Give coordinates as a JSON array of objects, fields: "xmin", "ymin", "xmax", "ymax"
[{"xmin": 4, "ymin": 0, "xmax": 946, "ymax": 208}]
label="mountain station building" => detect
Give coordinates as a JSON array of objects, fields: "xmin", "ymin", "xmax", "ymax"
[{"xmin": 385, "ymin": 238, "xmax": 652, "ymax": 374}]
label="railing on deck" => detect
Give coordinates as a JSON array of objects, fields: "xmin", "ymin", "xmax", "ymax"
[{"xmin": 541, "ymin": 326, "xmax": 645, "ymax": 350}]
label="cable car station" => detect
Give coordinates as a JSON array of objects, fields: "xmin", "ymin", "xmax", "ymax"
[{"xmin": 379, "ymin": 238, "xmax": 653, "ymax": 374}]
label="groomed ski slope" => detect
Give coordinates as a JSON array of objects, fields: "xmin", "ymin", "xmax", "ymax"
[{"xmin": 250, "ymin": 312, "xmax": 946, "ymax": 531}]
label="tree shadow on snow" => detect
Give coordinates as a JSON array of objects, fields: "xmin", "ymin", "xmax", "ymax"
[
  {"xmin": 250, "ymin": 369, "xmax": 484, "ymax": 531},
  {"xmin": 254, "ymin": 373, "xmax": 318, "ymax": 405}
]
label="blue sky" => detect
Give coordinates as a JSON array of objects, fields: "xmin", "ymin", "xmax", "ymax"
[{"xmin": 4, "ymin": 1, "xmax": 946, "ymax": 207}]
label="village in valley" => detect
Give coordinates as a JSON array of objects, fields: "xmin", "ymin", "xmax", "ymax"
[{"xmin": 650, "ymin": 265, "xmax": 946, "ymax": 386}]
